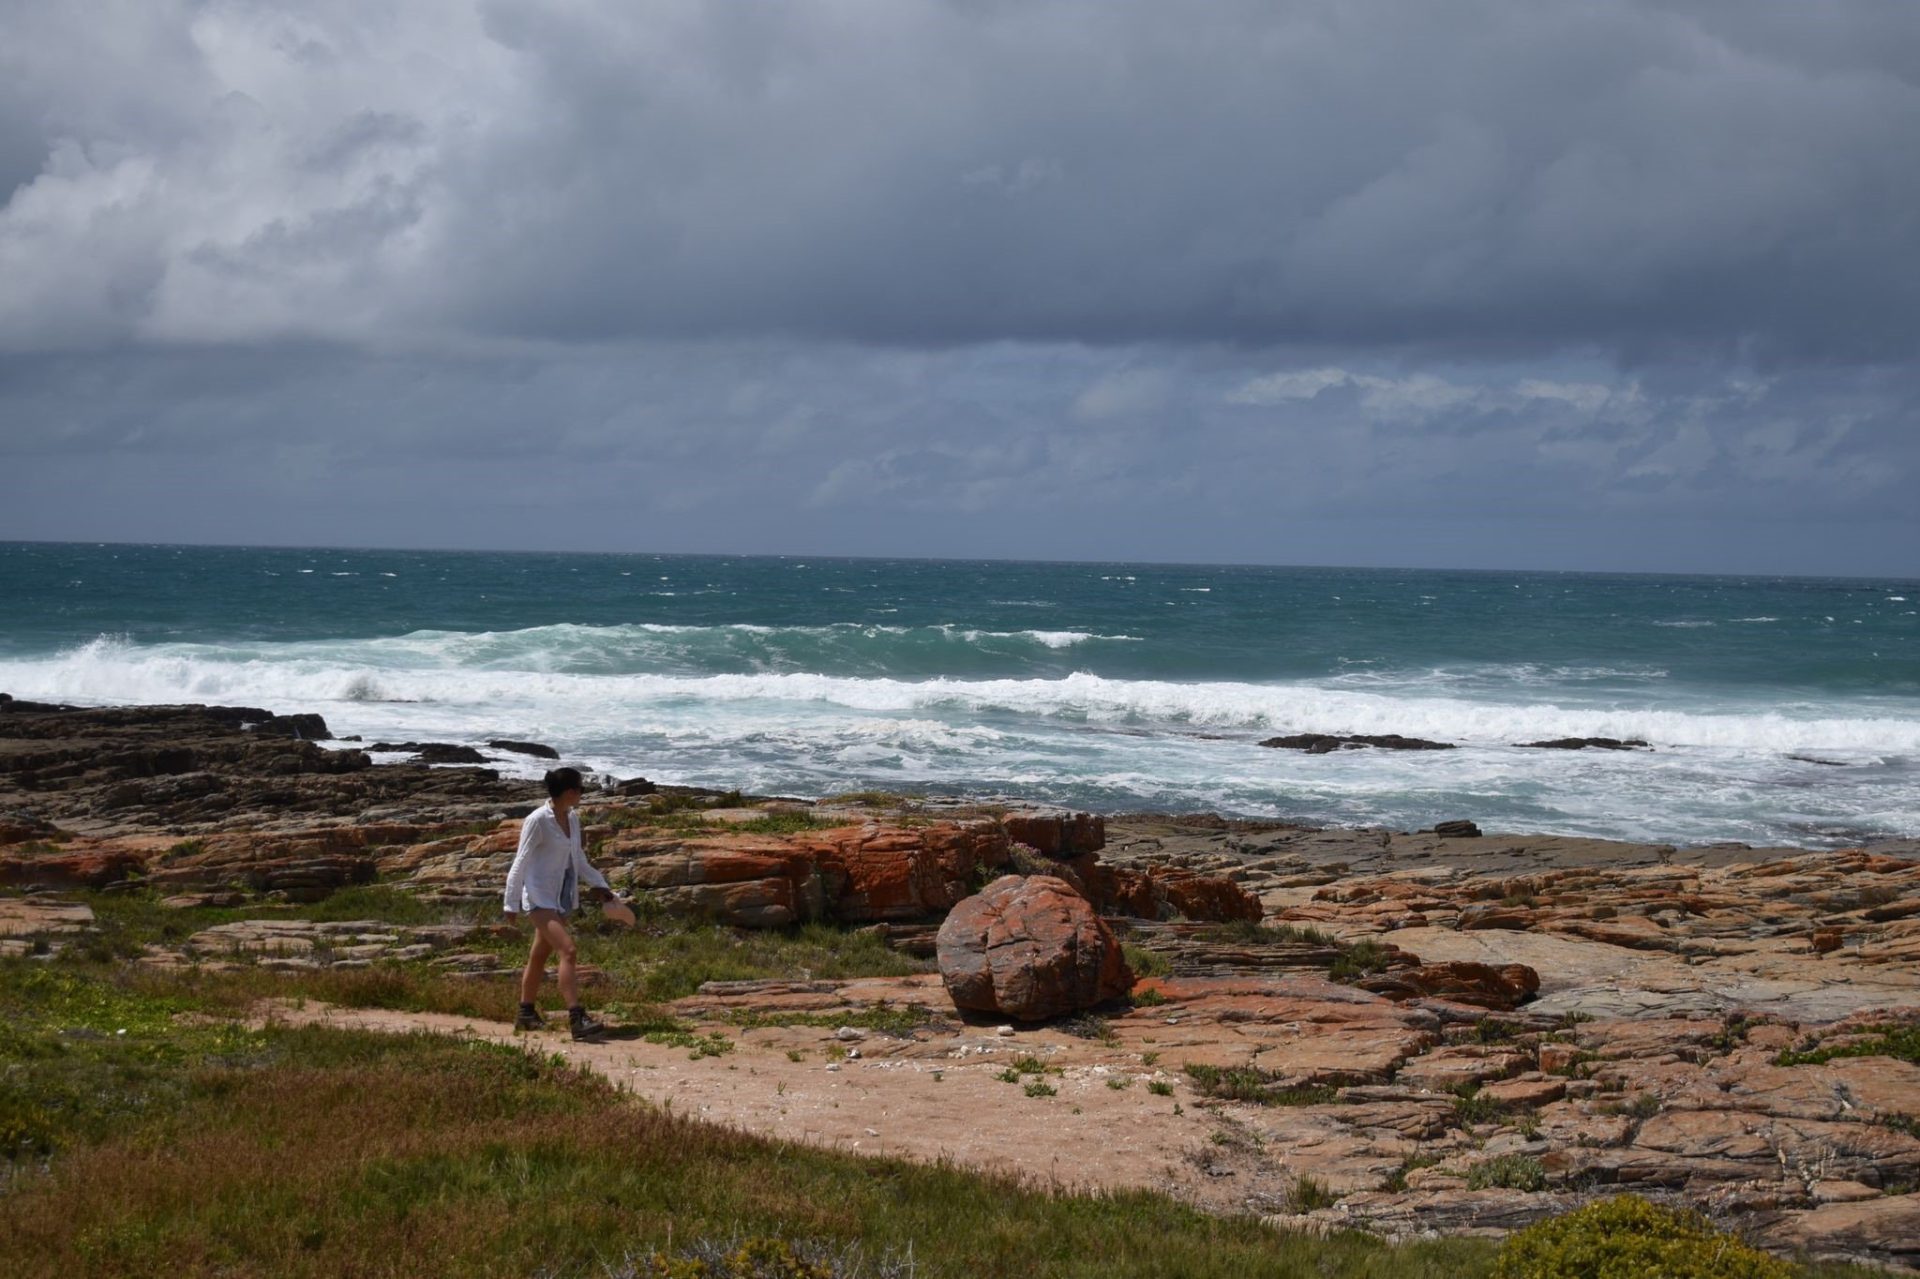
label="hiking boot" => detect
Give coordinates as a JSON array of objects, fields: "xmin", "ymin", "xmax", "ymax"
[
  {"xmin": 568, "ymin": 1011, "xmax": 609, "ymax": 1042},
  {"xmin": 514, "ymin": 1006, "xmax": 547, "ymax": 1032}
]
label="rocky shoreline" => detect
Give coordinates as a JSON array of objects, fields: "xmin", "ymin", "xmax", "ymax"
[{"xmin": 3, "ymin": 696, "xmax": 1918, "ymax": 1270}]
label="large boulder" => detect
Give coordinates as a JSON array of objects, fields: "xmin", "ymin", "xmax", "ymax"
[{"xmin": 936, "ymin": 874, "xmax": 1133, "ymax": 1020}]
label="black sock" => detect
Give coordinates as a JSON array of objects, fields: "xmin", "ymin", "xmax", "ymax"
[
  {"xmin": 519, "ymin": 1001, "xmax": 537, "ymax": 1014},
  {"xmin": 568, "ymin": 1005, "xmax": 587, "ymax": 1020}
]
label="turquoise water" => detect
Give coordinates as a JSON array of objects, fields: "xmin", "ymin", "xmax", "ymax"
[{"xmin": 3, "ymin": 542, "xmax": 1916, "ymax": 847}]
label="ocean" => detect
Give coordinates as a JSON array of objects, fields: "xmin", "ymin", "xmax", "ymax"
[{"xmin": 2, "ymin": 542, "xmax": 1916, "ymax": 848}]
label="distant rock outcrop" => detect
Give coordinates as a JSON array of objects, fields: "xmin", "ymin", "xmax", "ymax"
[
  {"xmin": 1260, "ymin": 734, "xmax": 1456, "ymax": 753},
  {"xmin": 1519, "ymin": 737, "xmax": 1649, "ymax": 750}
]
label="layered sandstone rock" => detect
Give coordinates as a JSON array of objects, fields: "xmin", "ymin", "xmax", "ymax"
[
  {"xmin": 604, "ymin": 818, "xmax": 1014, "ymax": 927},
  {"xmin": 937, "ymin": 874, "xmax": 1133, "ymax": 1020}
]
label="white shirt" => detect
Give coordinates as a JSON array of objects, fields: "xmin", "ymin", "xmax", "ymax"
[{"xmin": 503, "ymin": 801, "xmax": 610, "ymax": 914}]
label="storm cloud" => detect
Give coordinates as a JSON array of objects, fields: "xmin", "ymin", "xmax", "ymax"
[{"xmin": 1, "ymin": 1, "xmax": 1916, "ymax": 572}]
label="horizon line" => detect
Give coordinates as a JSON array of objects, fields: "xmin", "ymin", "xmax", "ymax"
[{"xmin": 1, "ymin": 536, "xmax": 1913, "ymax": 584}]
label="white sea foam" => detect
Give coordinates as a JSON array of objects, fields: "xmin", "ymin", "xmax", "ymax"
[{"xmin": 7, "ymin": 635, "xmax": 1917, "ymax": 755}]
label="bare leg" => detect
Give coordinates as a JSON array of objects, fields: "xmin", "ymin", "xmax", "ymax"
[
  {"xmin": 532, "ymin": 911, "xmax": 581, "ymax": 1009},
  {"xmin": 520, "ymin": 912, "xmax": 556, "ymax": 1005}
]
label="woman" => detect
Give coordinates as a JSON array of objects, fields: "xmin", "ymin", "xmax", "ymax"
[{"xmin": 502, "ymin": 766, "xmax": 612, "ymax": 1041}]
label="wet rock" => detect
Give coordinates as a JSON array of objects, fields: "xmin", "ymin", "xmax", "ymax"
[
  {"xmin": 255, "ymin": 713, "xmax": 331, "ymax": 739},
  {"xmin": 937, "ymin": 874, "xmax": 1132, "ymax": 1020},
  {"xmin": 1259, "ymin": 733, "xmax": 1456, "ymax": 753},
  {"xmin": 1433, "ymin": 820, "xmax": 1483, "ymax": 838},
  {"xmin": 1518, "ymin": 738, "xmax": 1650, "ymax": 750},
  {"xmin": 488, "ymin": 739, "xmax": 560, "ymax": 760},
  {"xmin": 369, "ymin": 742, "xmax": 490, "ymax": 765}
]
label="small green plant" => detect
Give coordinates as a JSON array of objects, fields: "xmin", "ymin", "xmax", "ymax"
[
  {"xmin": 1022, "ymin": 1080, "xmax": 1057, "ymax": 1098},
  {"xmin": 1140, "ymin": 1051, "xmax": 1160, "ymax": 1066},
  {"xmin": 1147, "ymin": 1080, "xmax": 1174, "ymax": 1097},
  {"xmin": 1056, "ymin": 1013, "xmax": 1114, "ymax": 1043},
  {"xmin": 1450, "ymin": 1084, "xmax": 1504, "ymax": 1127},
  {"xmin": 995, "ymin": 1067, "xmax": 1021, "ymax": 1084},
  {"xmin": 1009, "ymin": 1054, "xmax": 1056, "ymax": 1076},
  {"xmin": 1106, "ymin": 1076, "xmax": 1132, "ymax": 1090},
  {"xmin": 1130, "ymin": 987, "xmax": 1170, "ymax": 1008},
  {"xmin": 1466, "ymin": 1154, "xmax": 1547, "ymax": 1192},
  {"xmin": 1329, "ymin": 940, "xmax": 1394, "ymax": 982},
  {"xmin": 1122, "ymin": 945, "xmax": 1172, "ymax": 979},
  {"xmin": 1288, "ymin": 1175, "xmax": 1337, "ymax": 1212},
  {"xmin": 644, "ymin": 1029, "xmax": 735, "ymax": 1060},
  {"xmin": 1491, "ymin": 1195, "xmax": 1792, "ymax": 1279}
]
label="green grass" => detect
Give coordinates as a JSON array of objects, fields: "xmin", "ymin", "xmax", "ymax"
[
  {"xmin": 730, "ymin": 812, "xmax": 840, "ymax": 836},
  {"xmin": 1182, "ymin": 1064, "xmax": 1340, "ymax": 1107}
]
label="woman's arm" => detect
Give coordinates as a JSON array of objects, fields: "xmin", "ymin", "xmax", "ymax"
[
  {"xmin": 503, "ymin": 812, "xmax": 539, "ymax": 916},
  {"xmin": 572, "ymin": 819, "xmax": 612, "ymax": 898}
]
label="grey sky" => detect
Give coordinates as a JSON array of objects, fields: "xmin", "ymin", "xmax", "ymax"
[{"xmin": 1, "ymin": 1, "xmax": 1916, "ymax": 574}]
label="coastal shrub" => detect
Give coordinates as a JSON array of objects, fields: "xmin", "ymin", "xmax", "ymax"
[
  {"xmin": 1491, "ymin": 1196, "xmax": 1792, "ymax": 1279},
  {"xmin": 1023, "ymin": 1080, "xmax": 1057, "ymax": 1098},
  {"xmin": 1466, "ymin": 1154, "xmax": 1547, "ymax": 1192}
]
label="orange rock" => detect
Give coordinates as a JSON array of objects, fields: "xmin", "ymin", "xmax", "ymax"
[
  {"xmin": 936, "ymin": 874, "xmax": 1132, "ymax": 1020},
  {"xmin": 1357, "ymin": 961, "xmax": 1541, "ymax": 1011},
  {"xmin": 1810, "ymin": 928, "xmax": 1843, "ymax": 954}
]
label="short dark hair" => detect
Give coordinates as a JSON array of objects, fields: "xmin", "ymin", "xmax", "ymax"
[{"xmin": 544, "ymin": 767, "xmax": 585, "ymax": 798}]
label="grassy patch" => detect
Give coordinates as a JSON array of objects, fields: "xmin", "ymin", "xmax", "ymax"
[
  {"xmin": 1289, "ymin": 1175, "xmax": 1338, "ymax": 1212},
  {"xmin": 1775, "ymin": 1023, "xmax": 1920, "ymax": 1068},
  {"xmin": 1196, "ymin": 920, "xmax": 1340, "ymax": 947},
  {"xmin": 1328, "ymin": 939, "xmax": 1395, "ymax": 982},
  {"xmin": 730, "ymin": 812, "xmax": 839, "ymax": 836},
  {"xmin": 1120, "ymin": 943, "xmax": 1172, "ymax": 979},
  {"xmin": 1183, "ymin": 1064, "xmax": 1339, "ymax": 1107}
]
